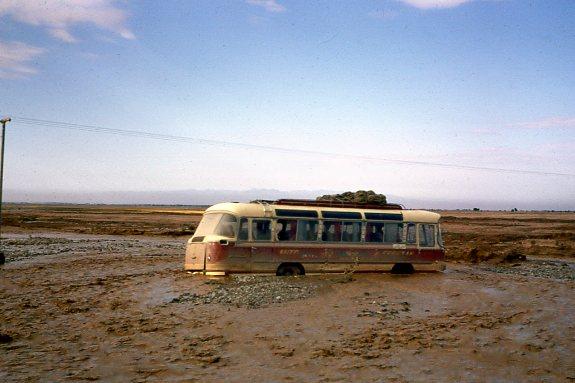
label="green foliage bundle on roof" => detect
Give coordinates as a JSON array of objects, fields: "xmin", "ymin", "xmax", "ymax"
[{"xmin": 316, "ymin": 190, "xmax": 387, "ymax": 205}]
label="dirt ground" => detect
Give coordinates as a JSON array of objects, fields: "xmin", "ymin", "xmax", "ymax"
[
  {"xmin": 440, "ymin": 210, "xmax": 575, "ymax": 262},
  {"xmin": 1, "ymin": 205, "xmax": 574, "ymax": 382}
]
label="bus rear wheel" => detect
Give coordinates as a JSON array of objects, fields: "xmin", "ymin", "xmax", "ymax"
[
  {"xmin": 391, "ymin": 263, "xmax": 415, "ymax": 275},
  {"xmin": 276, "ymin": 263, "xmax": 304, "ymax": 276}
]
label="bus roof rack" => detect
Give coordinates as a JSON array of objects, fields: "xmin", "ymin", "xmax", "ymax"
[
  {"xmin": 251, "ymin": 199, "xmax": 275, "ymax": 205},
  {"xmin": 271, "ymin": 198, "xmax": 403, "ymax": 210}
]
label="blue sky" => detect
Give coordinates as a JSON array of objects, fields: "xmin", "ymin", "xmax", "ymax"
[{"xmin": 0, "ymin": 0, "xmax": 574, "ymax": 208}]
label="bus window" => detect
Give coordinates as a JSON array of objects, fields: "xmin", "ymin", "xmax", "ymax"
[
  {"xmin": 406, "ymin": 223, "xmax": 416, "ymax": 244},
  {"xmin": 277, "ymin": 219, "xmax": 297, "ymax": 241},
  {"xmin": 322, "ymin": 221, "xmax": 342, "ymax": 242},
  {"xmin": 365, "ymin": 222, "xmax": 384, "ymax": 242},
  {"xmin": 252, "ymin": 219, "xmax": 272, "ymax": 241},
  {"xmin": 384, "ymin": 223, "xmax": 403, "ymax": 244},
  {"xmin": 214, "ymin": 214, "xmax": 237, "ymax": 238},
  {"xmin": 342, "ymin": 222, "xmax": 361, "ymax": 242},
  {"xmin": 419, "ymin": 224, "xmax": 435, "ymax": 247},
  {"xmin": 238, "ymin": 218, "xmax": 249, "ymax": 241},
  {"xmin": 194, "ymin": 213, "xmax": 223, "ymax": 237},
  {"xmin": 296, "ymin": 220, "xmax": 319, "ymax": 241}
]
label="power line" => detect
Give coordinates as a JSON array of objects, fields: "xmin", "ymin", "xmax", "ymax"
[{"xmin": 12, "ymin": 116, "xmax": 575, "ymax": 177}]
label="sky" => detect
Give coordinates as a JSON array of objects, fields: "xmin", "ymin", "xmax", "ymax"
[{"xmin": 0, "ymin": 0, "xmax": 574, "ymax": 209}]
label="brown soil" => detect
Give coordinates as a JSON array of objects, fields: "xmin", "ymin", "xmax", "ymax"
[
  {"xmin": 1, "ymin": 205, "xmax": 574, "ymax": 382},
  {"xmin": 2, "ymin": 204, "xmax": 204, "ymax": 237},
  {"xmin": 440, "ymin": 210, "xmax": 575, "ymax": 262}
]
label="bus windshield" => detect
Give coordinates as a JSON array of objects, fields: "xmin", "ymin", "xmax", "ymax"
[{"xmin": 194, "ymin": 213, "xmax": 238, "ymax": 238}]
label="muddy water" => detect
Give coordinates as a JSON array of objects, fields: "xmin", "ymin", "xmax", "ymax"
[{"xmin": 1, "ymin": 233, "xmax": 574, "ymax": 382}]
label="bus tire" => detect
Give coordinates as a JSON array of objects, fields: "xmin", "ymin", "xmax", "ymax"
[
  {"xmin": 391, "ymin": 263, "xmax": 415, "ymax": 275},
  {"xmin": 276, "ymin": 263, "xmax": 304, "ymax": 276}
]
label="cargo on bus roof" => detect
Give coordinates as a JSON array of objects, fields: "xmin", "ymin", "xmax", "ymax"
[{"xmin": 251, "ymin": 198, "xmax": 403, "ymax": 210}]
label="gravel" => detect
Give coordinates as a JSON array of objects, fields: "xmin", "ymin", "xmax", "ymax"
[
  {"xmin": 171, "ymin": 275, "xmax": 321, "ymax": 308},
  {"xmin": 481, "ymin": 259, "xmax": 575, "ymax": 281},
  {"xmin": 1, "ymin": 235, "xmax": 184, "ymax": 262}
]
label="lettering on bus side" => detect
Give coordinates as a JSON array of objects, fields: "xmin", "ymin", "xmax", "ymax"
[{"xmin": 279, "ymin": 249, "xmax": 300, "ymax": 255}]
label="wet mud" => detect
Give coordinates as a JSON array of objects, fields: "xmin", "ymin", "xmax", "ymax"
[{"xmin": 1, "ymin": 207, "xmax": 574, "ymax": 382}]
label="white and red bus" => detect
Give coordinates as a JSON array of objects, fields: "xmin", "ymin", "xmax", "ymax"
[{"xmin": 185, "ymin": 199, "xmax": 445, "ymax": 275}]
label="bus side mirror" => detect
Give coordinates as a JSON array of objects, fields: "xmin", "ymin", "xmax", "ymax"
[{"xmin": 219, "ymin": 239, "xmax": 229, "ymax": 246}]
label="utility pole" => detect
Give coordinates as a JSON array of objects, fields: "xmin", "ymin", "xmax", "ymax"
[{"xmin": 0, "ymin": 117, "xmax": 10, "ymax": 265}]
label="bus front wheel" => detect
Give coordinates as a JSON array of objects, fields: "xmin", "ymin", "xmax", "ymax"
[{"xmin": 276, "ymin": 263, "xmax": 304, "ymax": 276}]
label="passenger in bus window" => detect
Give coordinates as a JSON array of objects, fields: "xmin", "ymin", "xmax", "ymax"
[
  {"xmin": 297, "ymin": 220, "xmax": 318, "ymax": 241},
  {"xmin": 277, "ymin": 219, "xmax": 297, "ymax": 241},
  {"xmin": 322, "ymin": 222, "xmax": 332, "ymax": 241},
  {"xmin": 276, "ymin": 222, "xmax": 285, "ymax": 241},
  {"xmin": 308, "ymin": 221, "xmax": 319, "ymax": 240},
  {"xmin": 253, "ymin": 220, "xmax": 271, "ymax": 241},
  {"xmin": 322, "ymin": 221, "xmax": 341, "ymax": 242},
  {"xmin": 366, "ymin": 222, "xmax": 384, "ymax": 242},
  {"xmin": 342, "ymin": 222, "xmax": 361, "ymax": 242}
]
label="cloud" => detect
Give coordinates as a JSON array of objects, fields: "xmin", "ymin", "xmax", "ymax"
[
  {"xmin": 511, "ymin": 116, "xmax": 575, "ymax": 130},
  {"xmin": 398, "ymin": 0, "xmax": 474, "ymax": 9},
  {"xmin": 0, "ymin": 0, "xmax": 135, "ymax": 43},
  {"xmin": 0, "ymin": 40, "xmax": 45, "ymax": 79},
  {"xmin": 246, "ymin": 0, "xmax": 286, "ymax": 13},
  {"xmin": 49, "ymin": 28, "xmax": 78, "ymax": 43}
]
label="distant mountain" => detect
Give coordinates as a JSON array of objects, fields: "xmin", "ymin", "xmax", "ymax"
[
  {"xmin": 4, "ymin": 188, "xmax": 333, "ymax": 206},
  {"xmin": 4, "ymin": 188, "xmax": 572, "ymax": 210}
]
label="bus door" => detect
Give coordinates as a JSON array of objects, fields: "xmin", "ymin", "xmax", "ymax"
[
  {"xmin": 417, "ymin": 223, "xmax": 441, "ymax": 261},
  {"xmin": 225, "ymin": 242, "xmax": 251, "ymax": 272},
  {"xmin": 249, "ymin": 219, "xmax": 275, "ymax": 272},
  {"xmin": 228, "ymin": 218, "xmax": 252, "ymax": 272}
]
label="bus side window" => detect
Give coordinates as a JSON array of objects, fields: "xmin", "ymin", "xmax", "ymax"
[
  {"xmin": 277, "ymin": 219, "xmax": 297, "ymax": 241},
  {"xmin": 365, "ymin": 222, "xmax": 384, "ymax": 242},
  {"xmin": 322, "ymin": 221, "xmax": 342, "ymax": 242},
  {"xmin": 406, "ymin": 223, "xmax": 416, "ymax": 244},
  {"xmin": 419, "ymin": 224, "xmax": 435, "ymax": 247},
  {"xmin": 252, "ymin": 219, "xmax": 271, "ymax": 241},
  {"xmin": 342, "ymin": 222, "xmax": 361, "ymax": 242},
  {"xmin": 238, "ymin": 218, "xmax": 249, "ymax": 241},
  {"xmin": 296, "ymin": 220, "xmax": 318, "ymax": 241},
  {"xmin": 384, "ymin": 223, "xmax": 403, "ymax": 243}
]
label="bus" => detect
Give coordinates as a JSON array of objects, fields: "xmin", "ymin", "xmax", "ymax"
[{"xmin": 185, "ymin": 199, "xmax": 445, "ymax": 275}]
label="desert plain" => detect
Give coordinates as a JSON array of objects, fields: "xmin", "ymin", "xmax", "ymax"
[{"xmin": 1, "ymin": 204, "xmax": 574, "ymax": 382}]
